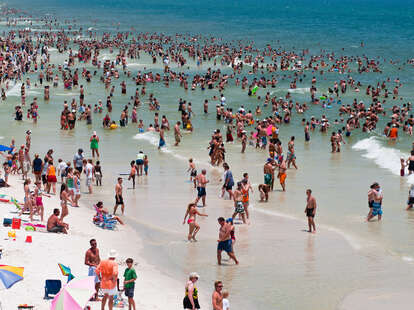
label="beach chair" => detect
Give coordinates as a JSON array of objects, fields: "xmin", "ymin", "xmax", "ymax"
[
  {"xmin": 44, "ymin": 279, "xmax": 61, "ymax": 299},
  {"xmin": 93, "ymin": 205, "xmax": 117, "ymax": 230}
]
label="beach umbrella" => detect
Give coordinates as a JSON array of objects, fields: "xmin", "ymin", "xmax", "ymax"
[
  {"xmin": 51, "ymin": 276, "xmax": 95, "ymax": 310},
  {"xmin": 58, "ymin": 264, "xmax": 75, "ymax": 282},
  {"xmin": 0, "ymin": 145, "xmax": 12, "ymax": 152},
  {"xmin": 0, "ymin": 265, "xmax": 24, "ymax": 289}
]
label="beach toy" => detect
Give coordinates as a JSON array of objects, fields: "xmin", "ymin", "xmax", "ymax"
[
  {"xmin": 25, "ymin": 236, "xmax": 32, "ymax": 243},
  {"xmin": 251, "ymin": 85, "xmax": 259, "ymax": 95},
  {"xmin": 12, "ymin": 218, "xmax": 21, "ymax": 230},
  {"xmin": 8, "ymin": 230, "xmax": 16, "ymax": 238},
  {"xmin": 25, "ymin": 226, "xmax": 35, "ymax": 232},
  {"xmin": 320, "ymin": 96, "xmax": 327, "ymax": 100},
  {"xmin": 110, "ymin": 124, "xmax": 118, "ymax": 129},
  {"xmin": 58, "ymin": 263, "xmax": 75, "ymax": 282},
  {"xmin": 0, "ymin": 265, "xmax": 24, "ymax": 289}
]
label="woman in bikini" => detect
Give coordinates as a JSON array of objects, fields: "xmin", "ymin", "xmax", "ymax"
[
  {"xmin": 60, "ymin": 183, "xmax": 73, "ymax": 221},
  {"xmin": 182, "ymin": 202, "xmax": 208, "ymax": 242}
]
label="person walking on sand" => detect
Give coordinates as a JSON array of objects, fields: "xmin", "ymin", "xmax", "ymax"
[
  {"xmin": 217, "ymin": 217, "xmax": 238, "ymax": 265},
  {"xmin": 114, "ymin": 177, "xmax": 124, "ymax": 215},
  {"xmin": 212, "ymin": 281, "xmax": 224, "ymax": 310},
  {"xmin": 305, "ymin": 189, "xmax": 317, "ymax": 233},
  {"xmin": 183, "ymin": 272, "xmax": 201, "ymax": 309},
  {"xmin": 90, "ymin": 131, "xmax": 100, "ymax": 158},
  {"xmin": 85, "ymin": 239, "xmax": 101, "ymax": 301},
  {"xmin": 96, "ymin": 249, "xmax": 118, "ymax": 310}
]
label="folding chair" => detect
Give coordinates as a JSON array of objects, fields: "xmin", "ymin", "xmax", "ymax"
[{"xmin": 44, "ymin": 279, "xmax": 61, "ymax": 299}]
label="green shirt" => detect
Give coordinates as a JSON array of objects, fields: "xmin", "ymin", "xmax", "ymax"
[{"xmin": 123, "ymin": 268, "xmax": 137, "ymax": 289}]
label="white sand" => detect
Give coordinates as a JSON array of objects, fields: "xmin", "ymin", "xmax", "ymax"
[{"xmin": 0, "ymin": 174, "xmax": 197, "ymax": 310}]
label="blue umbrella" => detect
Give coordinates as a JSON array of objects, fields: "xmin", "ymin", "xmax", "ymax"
[{"xmin": 0, "ymin": 145, "xmax": 12, "ymax": 152}]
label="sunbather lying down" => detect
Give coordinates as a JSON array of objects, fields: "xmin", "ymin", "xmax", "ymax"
[{"xmin": 94, "ymin": 201, "xmax": 124, "ymax": 225}]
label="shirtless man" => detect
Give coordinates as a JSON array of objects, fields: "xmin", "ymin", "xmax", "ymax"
[
  {"xmin": 304, "ymin": 189, "xmax": 317, "ymax": 233},
  {"xmin": 114, "ymin": 177, "xmax": 125, "ymax": 215},
  {"xmin": 278, "ymin": 159, "xmax": 287, "ymax": 191},
  {"xmin": 85, "ymin": 239, "xmax": 101, "ymax": 301},
  {"xmin": 264, "ymin": 158, "xmax": 274, "ymax": 190},
  {"xmin": 217, "ymin": 217, "xmax": 238, "ymax": 265},
  {"xmin": 174, "ymin": 121, "xmax": 182, "ymax": 146},
  {"xmin": 212, "ymin": 281, "xmax": 224, "ymax": 310},
  {"xmin": 195, "ymin": 169, "xmax": 209, "ymax": 207},
  {"xmin": 287, "ymin": 136, "xmax": 298, "ymax": 169},
  {"xmin": 47, "ymin": 208, "xmax": 68, "ymax": 234}
]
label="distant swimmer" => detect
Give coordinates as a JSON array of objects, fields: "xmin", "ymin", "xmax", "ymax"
[{"xmin": 305, "ymin": 189, "xmax": 317, "ymax": 233}]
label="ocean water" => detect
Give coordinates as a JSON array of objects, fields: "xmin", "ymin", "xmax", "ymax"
[{"xmin": 2, "ymin": 0, "xmax": 414, "ymax": 309}]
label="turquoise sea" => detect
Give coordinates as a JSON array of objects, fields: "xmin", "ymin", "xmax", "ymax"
[{"xmin": 2, "ymin": 0, "xmax": 414, "ymax": 309}]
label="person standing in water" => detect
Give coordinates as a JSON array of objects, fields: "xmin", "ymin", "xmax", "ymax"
[
  {"xmin": 305, "ymin": 189, "xmax": 317, "ymax": 233},
  {"xmin": 174, "ymin": 121, "xmax": 182, "ymax": 146},
  {"xmin": 407, "ymin": 151, "xmax": 414, "ymax": 175},
  {"xmin": 158, "ymin": 124, "xmax": 166, "ymax": 149},
  {"xmin": 367, "ymin": 182, "xmax": 383, "ymax": 221},
  {"xmin": 217, "ymin": 217, "xmax": 238, "ymax": 265},
  {"xmin": 183, "ymin": 202, "xmax": 208, "ymax": 241},
  {"xmin": 90, "ymin": 131, "xmax": 100, "ymax": 158},
  {"xmin": 195, "ymin": 169, "xmax": 209, "ymax": 207}
]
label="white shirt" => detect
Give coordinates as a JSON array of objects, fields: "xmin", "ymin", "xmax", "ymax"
[
  {"xmin": 85, "ymin": 163, "xmax": 93, "ymax": 179},
  {"xmin": 58, "ymin": 162, "xmax": 67, "ymax": 174},
  {"xmin": 223, "ymin": 298, "xmax": 230, "ymax": 310}
]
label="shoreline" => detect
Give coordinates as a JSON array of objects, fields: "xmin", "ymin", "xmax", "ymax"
[{"xmin": 0, "ymin": 173, "xmax": 194, "ymax": 309}]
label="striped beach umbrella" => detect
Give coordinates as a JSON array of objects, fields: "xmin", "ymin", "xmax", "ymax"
[
  {"xmin": 0, "ymin": 265, "xmax": 24, "ymax": 289},
  {"xmin": 51, "ymin": 276, "xmax": 95, "ymax": 310}
]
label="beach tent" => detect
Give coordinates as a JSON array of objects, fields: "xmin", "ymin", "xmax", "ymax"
[
  {"xmin": 0, "ymin": 265, "xmax": 24, "ymax": 289},
  {"xmin": 51, "ymin": 276, "xmax": 95, "ymax": 310}
]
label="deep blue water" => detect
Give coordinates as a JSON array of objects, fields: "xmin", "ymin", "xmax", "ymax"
[{"xmin": 7, "ymin": 0, "xmax": 414, "ymax": 55}]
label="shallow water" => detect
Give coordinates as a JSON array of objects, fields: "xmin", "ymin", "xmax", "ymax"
[{"xmin": 2, "ymin": 0, "xmax": 414, "ymax": 309}]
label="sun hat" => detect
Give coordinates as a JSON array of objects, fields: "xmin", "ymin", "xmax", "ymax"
[
  {"xmin": 189, "ymin": 272, "xmax": 199, "ymax": 279},
  {"xmin": 108, "ymin": 249, "xmax": 118, "ymax": 258}
]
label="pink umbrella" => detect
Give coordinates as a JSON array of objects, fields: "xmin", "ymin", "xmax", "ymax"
[{"xmin": 50, "ymin": 276, "xmax": 95, "ymax": 310}]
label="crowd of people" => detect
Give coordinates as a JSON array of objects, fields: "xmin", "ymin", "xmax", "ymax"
[{"xmin": 0, "ymin": 6, "xmax": 414, "ymax": 309}]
